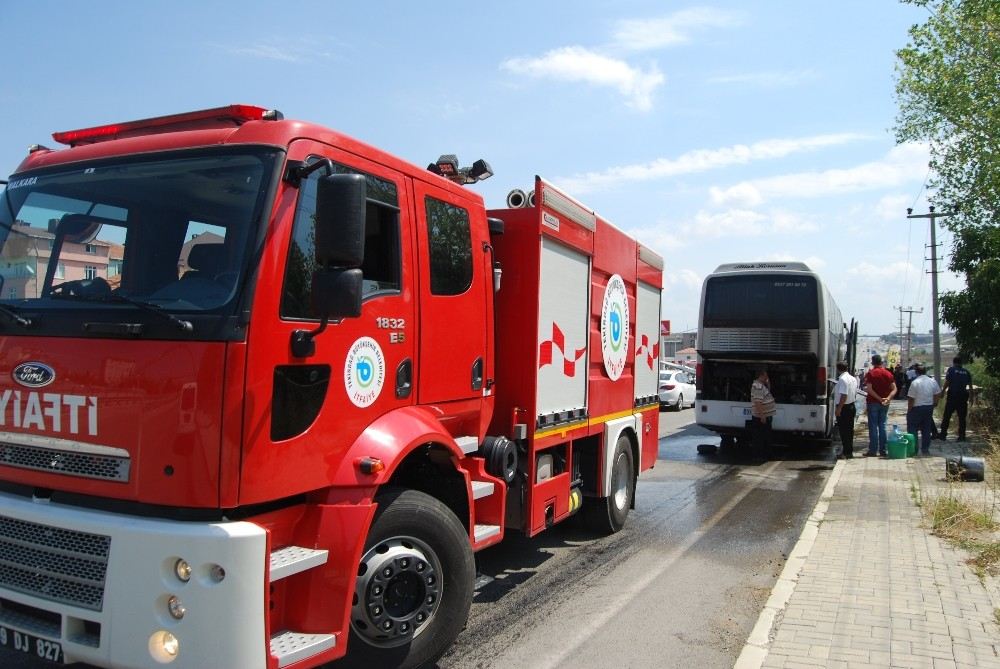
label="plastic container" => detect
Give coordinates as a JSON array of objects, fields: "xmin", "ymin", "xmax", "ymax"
[
  {"xmin": 904, "ymin": 433, "xmax": 916, "ymax": 457},
  {"xmin": 887, "ymin": 438, "xmax": 909, "ymax": 459}
]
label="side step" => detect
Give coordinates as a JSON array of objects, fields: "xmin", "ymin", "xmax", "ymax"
[
  {"xmin": 269, "ymin": 546, "xmax": 329, "ymax": 582},
  {"xmin": 471, "ymin": 480, "xmax": 495, "ymax": 500},
  {"xmin": 474, "ymin": 524, "xmax": 501, "ymax": 543},
  {"xmin": 270, "ymin": 631, "xmax": 336, "ymax": 668}
]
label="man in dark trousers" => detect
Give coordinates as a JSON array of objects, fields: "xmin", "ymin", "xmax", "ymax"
[
  {"xmin": 834, "ymin": 361, "xmax": 859, "ymax": 458},
  {"xmin": 863, "ymin": 354, "xmax": 897, "ymax": 457},
  {"xmin": 939, "ymin": 356, "xmax": 973, "ymax": 442},
  {"xmin": 750, "ymin": 367, "xmax": 776, "ymax": 460}
]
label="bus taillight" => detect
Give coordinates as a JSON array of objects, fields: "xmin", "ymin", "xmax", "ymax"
[
  {"xmin": 817, "ymin": 366, "xmax": 827, "ymax": 398},
  {"xmin": 696, "ymin": 363, "xmax": 703, "ymax": 391}
]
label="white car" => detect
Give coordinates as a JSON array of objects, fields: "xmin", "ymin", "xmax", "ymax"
[{"xmin": 659, "ymin": 370, "xmax": 696, "ymax": 411}]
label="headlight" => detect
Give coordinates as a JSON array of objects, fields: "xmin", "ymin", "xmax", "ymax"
[
  {"xmin": 173, "ymin": 559, "xmax": 192, "ymax": 583},
  {"xmin": 148, "ymin": 630, "xmax": 179, "ymax": 663},
  {"xmin": 167, "ymin": 595, "xmax": 186, "ymax": 620}
]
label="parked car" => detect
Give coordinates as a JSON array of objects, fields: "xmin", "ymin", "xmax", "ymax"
[{"xmin": 659, "ymin": 369, "xmax": 696, "ymax": 411}]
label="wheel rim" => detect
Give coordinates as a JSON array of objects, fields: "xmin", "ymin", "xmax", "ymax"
[
  {"xmin": 352, "ymin": 536, "xmax": 443, "ymax": 648},
  {"xmin": 611, "ymin": 450, "xmax": 630, "ymax": 510}
]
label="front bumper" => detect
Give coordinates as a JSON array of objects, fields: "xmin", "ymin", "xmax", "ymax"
[{"xmin": 0, "ymin": 492, "xmax": 267, "ymax": 669}]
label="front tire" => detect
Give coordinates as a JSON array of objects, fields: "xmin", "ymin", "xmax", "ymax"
[
  {"xmin": 340, "ymin": 488, "xmax": 474, "ymax": 669},
  {"xmin": 673, "ymin": 394, "xmax": 684, "ymax": 411},
  {"xmin": 583, "ymin": 435, "xmax": 635, "ymax": 534}
]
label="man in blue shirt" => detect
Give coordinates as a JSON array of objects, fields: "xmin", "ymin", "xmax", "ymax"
[{"xmin": 938, "ymin": 356, "xmax": 973, "ymax": 442}]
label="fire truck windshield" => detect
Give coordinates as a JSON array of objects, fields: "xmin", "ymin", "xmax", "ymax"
[{"xmin": 0, "ymin": 148, "xmax": 278, "ymax": 336}]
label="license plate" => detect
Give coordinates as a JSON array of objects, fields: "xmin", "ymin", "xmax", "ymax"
[{"xmin": 0, "ymin": 624, "xmax": 63, "ymax": 664}]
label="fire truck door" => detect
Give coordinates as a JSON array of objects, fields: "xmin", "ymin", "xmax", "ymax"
[
  {"xmin": 412, "ymin": 181, "xmax": 490, "ymax": 405},
  {"xmin": 237, "ymin": 142, "xmax": 418, "ymax": 503}
]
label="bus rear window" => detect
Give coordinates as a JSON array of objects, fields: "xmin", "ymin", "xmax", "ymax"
[{"xmin": 703, "ymin": 275, "xmax": 818, "ymax": 328}]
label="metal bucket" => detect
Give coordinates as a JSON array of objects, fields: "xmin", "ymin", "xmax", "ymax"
[{"xmin": 945, "ymin": 455, "xmax": 985, "ymax": 482}]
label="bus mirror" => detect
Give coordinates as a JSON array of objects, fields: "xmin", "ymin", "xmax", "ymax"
[{"xmin": 315, "ymin": 173, "xmax": 366, "ymax": 268}]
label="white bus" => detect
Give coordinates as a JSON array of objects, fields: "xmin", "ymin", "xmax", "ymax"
[{"xmin": 695, "ymin": 262, "xmax": 856, "ymax": 449}]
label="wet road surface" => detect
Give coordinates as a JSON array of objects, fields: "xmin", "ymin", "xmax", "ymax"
[
  {"xmin": 1, "ymin": 409, "xmax": 836, "ymax": 669},
  {"xmin": 439, "ymin": 409, "xmax": 836, "ymax": 669}
]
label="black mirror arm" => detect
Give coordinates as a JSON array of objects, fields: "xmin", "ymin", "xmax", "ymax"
[
  {"xmin": 290, "ymin": 315, "xmax": 330, "ymax": 358},
  {"xmin": 284, "ymin": 158, "xmax": 335, "ymax": 187}
]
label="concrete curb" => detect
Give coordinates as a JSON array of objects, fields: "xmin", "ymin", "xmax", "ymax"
[{"xmin": 733, "ymin": 457, "xmax": 846, "ymax": 669}]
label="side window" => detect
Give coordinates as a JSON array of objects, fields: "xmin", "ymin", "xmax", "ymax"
[
  {"xmin": 281, "ymin": 158, "xmax": 400, "ymax": 320},
  {"xmin": 424, "ymin": 197, "xmax": 472, "ymax": 296}
]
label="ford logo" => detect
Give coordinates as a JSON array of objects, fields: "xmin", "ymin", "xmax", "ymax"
[{"xmin": 12, "ymin": 362, "xmax": 56, "ymax": 388}]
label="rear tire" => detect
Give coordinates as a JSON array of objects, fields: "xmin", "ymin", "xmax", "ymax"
[
  {"xmin": 583, "ymin": 435, "xmax": 635, "ymax": 534},
  {"xmin": 340, "ymin": 488, "xmax": 474, "ymax": 669}
]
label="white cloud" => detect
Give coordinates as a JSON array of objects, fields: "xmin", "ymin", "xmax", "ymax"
[
  {"xmin": 707, "ymin": 69, "xmax": 819, "ymax": 88},
  {"xmin": 229, "ymin": 43, "xmax": 303, "ymax": 62},
  {"xmin": 678, "ymin": 208, "xmax": 817, "ymax": 239},
  {"xmin": 560, "ymin": 133, "xmax": 868, "ymax": 193},
  {"xmin": 613, "ymin": 8, "xmax": 743, "ymax": 50},
  {"xmin": 501, "ymin": 46, "xmax": 663, "ymax": 111},
  {"xmin": 665, "ymin": 268, "xmax": 703, "ymax": 290},
  {"xmin": 847, "ymin": 260, "xmax": 917, "ymax": 280},
  {"xmin": 710, "ymin": 142, "xmax": 930, "ymax": 207},
  {"xmin": 875, "ymin": 194, "xmax": 913, "ymax": 221}
]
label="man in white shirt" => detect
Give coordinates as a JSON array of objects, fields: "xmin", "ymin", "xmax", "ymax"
[
  {"xmin": 833, "ymin": 361, "xmax": 859, "ymax": 459},
  {"xmin": 907, "ymin": 363, "xmax": 942, "ymax": 455}
]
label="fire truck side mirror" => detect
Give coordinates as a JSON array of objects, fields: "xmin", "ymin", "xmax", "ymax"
[
  {"xmin": 311, "ymin": 268, "xmax": 363, "ymax": 320},
  {"xmin": 314, "ymin": 173, "xmax": 366, "ymax": 268}
]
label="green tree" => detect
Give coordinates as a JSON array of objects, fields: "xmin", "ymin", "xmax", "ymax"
[{"xmin": 895, "ymin": 0, "xmax": 1000, "ymax": 375}]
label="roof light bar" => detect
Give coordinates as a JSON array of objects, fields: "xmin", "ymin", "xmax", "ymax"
[{"xmin": 52, "ymin": 104, "xmax": 279, "ymax": 146}]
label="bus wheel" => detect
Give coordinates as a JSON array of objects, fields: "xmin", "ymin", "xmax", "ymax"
[
  {"xmin": 343, "ymin": 488, "xmax": 474, "ymax": 669},
  {"xmin": 584, "ymin": 435, "xmax": 635, "ymax": 534}
]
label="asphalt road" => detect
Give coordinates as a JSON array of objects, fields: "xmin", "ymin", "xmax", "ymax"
[
  {"xmin": 0, "ymin": 409, "xmax": 835, "ymax": 669},
  {"xmin": 439, "ymin": 408, "xmax": 835, "ymax": 669}
]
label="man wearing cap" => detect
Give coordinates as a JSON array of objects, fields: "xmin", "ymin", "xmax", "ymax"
[
  {"xmin": 907, "ymin": 363, "xmax": 941, "ymax": 455},
  {"xmin": 863, "ymin": 354, "xmax": 897, "ymax": 457}
]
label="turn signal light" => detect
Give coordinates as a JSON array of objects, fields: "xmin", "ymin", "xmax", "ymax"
[{"xmin": 358, "ymin": 457, "xmax": 385, "ymax": 475}]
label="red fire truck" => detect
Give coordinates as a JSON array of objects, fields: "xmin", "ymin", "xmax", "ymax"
[{"xmin": 0, "ymin": 105, "xmax": 663, "ymax": 668}]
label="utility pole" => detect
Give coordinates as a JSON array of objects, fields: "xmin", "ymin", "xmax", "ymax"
[
  {"xmin": 906, "ymin": 206, "xmax": 953, "ymax": 383},
  {"xmin": 895, "ymin": 306, "xmax": 922, "ymax": 364}
]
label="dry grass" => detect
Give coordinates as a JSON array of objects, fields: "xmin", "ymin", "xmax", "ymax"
[{"xmin": 918, "ymin": 408, "xmax": 1000, "ymax": 579}]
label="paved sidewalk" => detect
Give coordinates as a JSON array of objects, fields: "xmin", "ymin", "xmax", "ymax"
[{"xmin": 737, "ymin": 406, "xmax": 1000, "ymax": 669}]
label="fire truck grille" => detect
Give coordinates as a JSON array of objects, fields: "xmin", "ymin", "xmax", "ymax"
[
  {"xmin": 0, "ymin": 442, "xmax": 130, "ymax": 482},
  {"xmin": 0, "ymin": 515, "xmax": 110, "ymax": 611}
]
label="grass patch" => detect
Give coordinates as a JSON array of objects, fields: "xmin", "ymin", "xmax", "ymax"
[
  {"xmin": 926, "ymin": 494, "xmax": 998, "ymax": 539},
  {"xmin": 964, "ymin": 541, "xmax": 1000, "ymax": 579}
]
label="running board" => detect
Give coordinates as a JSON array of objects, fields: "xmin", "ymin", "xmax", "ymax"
[
  {"xmin": 471, "ymin": 480, "xmax": 495, "ymax": 499},
  {"xmin": 474, "ymin": 524, "xmax": 501, "ymax": 542},
  {"xmin": 270, "ymin": 546, "xmax": 329, "ymax": 582},
  {"xmin": 270, "ymin": 631, "xmax": 336, "ymax": 668}
]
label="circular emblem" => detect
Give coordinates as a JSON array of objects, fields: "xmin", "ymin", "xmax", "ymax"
[
  {"xmin": 345, "ymin": 337, "xmax": 386, "ymax": 408},
  {"xmin": 600, "ymin": 275, "xmax": 630, "ymax": 381},
  {"xmin": 12, "ymin": 362, "xmax": 56, "ymax": 388}
]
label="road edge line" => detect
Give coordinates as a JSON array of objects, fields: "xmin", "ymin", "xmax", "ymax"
[{"xmin": 733, "ymin": 457, "xmax": 846, "ymax": 669}]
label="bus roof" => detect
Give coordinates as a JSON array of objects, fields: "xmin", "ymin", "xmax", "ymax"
[{"xmin": 711, "ymin": 261, "xmax": 813, "ymax": 273}]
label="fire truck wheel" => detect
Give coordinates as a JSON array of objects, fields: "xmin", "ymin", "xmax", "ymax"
[
  {"xmin": 343, "ymin": 487, "xmax": 474, "ymax": 669},
  {"xmin": 583, "ymin": 435, "xmax": 634, "ymax": 535}
]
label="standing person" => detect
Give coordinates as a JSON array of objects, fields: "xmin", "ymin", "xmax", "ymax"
[
  {"xmin": 750, "ymin": 367, "xmax": 776, "ymax": 460},
  {"xmin": 907, "ymin": 363, "xmax": 941, "ymax": 455},
  {"xmin": 894, "ymin": 364, "xmax": 907, "ymax": 396},
  {"xmin": 834, "ymin": 361, "xmax": 859, "ymax": 458},
  {"xmin": 863, "ymin": 354, "xmax": 897, "ymax": 457},
  {"xmin": 939, "ymin": 356, "xmax": 973, "ymax": 442}
]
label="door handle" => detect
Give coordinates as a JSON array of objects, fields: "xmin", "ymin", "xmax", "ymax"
[
  {"xmin": 471, "ymin": 357, "xmax": 483, "ymax": 391},
  {"xmin": 396, "ymin": 358, "xmax": 412, "ymax": 399}
]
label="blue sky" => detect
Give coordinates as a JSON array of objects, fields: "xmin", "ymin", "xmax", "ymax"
[{"xmin": 1, "ymin": 1, "xmax": 962, "ymax": 335}]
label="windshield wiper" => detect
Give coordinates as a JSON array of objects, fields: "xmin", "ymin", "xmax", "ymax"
[
  {"xmin": 0, "ymin": 303, "xmax": 31, "ymax": 328},
  {"xmin": 52, "ymin": 291, "xmax": 194, "ymax": 333}
]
